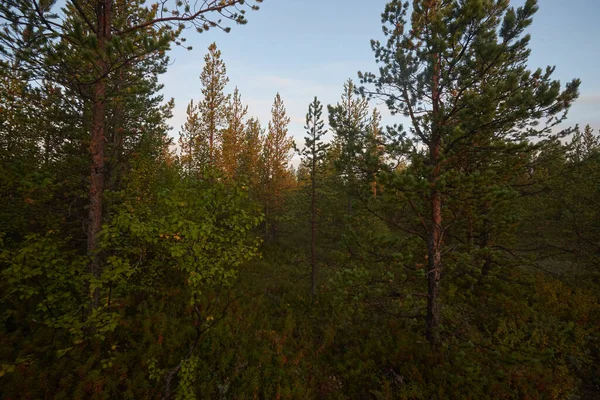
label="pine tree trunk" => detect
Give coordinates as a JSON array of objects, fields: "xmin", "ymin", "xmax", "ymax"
[
  {"xmin": 311, "ymin": 156, "xmax": 317, "ymax": 299},
  {"xmin": 265, "ymin": 179, "xmax": 270, "ymax": 240},
  {"xmin": 425, "ymin": 132, "xmax": 442, "ymax": 345},
  {"xmin": 273, "ymin": 185, "xmax": 279, "ymax": 238},
  {"xmin": 88, "ymin": 0, "xmax": 112, "ymax": 310},
  {"xmin": 209, "ymin": 130, "xmax": 213, "ymax": 166},
  {"xmin": 426, "ymin": 184, "xmax": 442, "ymax": 345},
  {"xmin": 425, "ymin": 49, "xmax": 442, "ymax": 346}
]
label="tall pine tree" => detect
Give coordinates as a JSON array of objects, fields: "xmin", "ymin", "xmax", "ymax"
[
  {"xmin": 359, "ymin": 0, "xmax": 580, "ymax": 345},
  {"xmin": 239, "ymin": 117, "xmax": 264, "ymax": 196},
  {"xmin": 197, "ymin": 42, "xmax": 230, "ymax": 169},
  {"xmin": 299, "ymin": 97, "xmax": 329, "ymax": 298},
  {"xmin": 221, "ymin": 86, "xmax": 248, "ymax": 179},
  {"xmin": 179, "ymin": 99, "xmax": 202, "ymax": 174},
  {"xmin": 262, "ymin": 93, "xmax": 294, "ymax": 238}
]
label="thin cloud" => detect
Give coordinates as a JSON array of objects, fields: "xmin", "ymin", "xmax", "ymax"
[{"xmin": 578, "ymin": 93, "xmax": 600, "ymax": 106}]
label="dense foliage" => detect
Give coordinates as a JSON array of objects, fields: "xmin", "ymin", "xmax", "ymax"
[{"xmin": 0, "ymin": 0, "xmax": 598, "ymax": 399}]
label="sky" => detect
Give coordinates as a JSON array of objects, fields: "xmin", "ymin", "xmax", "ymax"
[{"xmin": 159, "ymin": 0, "xmax": 600, "ymax": 155}]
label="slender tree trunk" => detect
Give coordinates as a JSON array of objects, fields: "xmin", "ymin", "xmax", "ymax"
[
  {"xmin": 88, "ymin": 0, "xmax": 112, "ymax": 310},
  {"xmin": 209, "ymin": 112, "xmax": 215, "ymax": 167},
  {"xmin": 426, "ymin": 182, "xmax": 442, "ymax": 345},
  {"xmin": 264, "ymin": 178, "xmax": 270, "ymax": 239},
  {"xmin": 425, "ymin": 129, "xmax": 442, "ymax": 345},
  {"xmin": 209, "ymin": 130, "xmax": 213, "ymax": 166},
  {"xmin": 425, "ymin": 49, "xmax": 442, "ymax": 346},
  {"xmin": 188, "ymin": 132, "xmax": 194, "ymax": 175},
  {"xmin": 273, "ymin": 185, "xmax": 279, "ymax": 238},
  {"xmin": 310, "ymin": 156, "xmax": 317, "ymax": 299},
  {"xmin": 372, "ymin": 124, "xmax": 380, "ymax": 198}
]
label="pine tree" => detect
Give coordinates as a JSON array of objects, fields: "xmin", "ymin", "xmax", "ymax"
[
  {"xmin": 179, "ymin": 99, "xmax": 202, "ymax": 174},
  {"xmin": 328, "ymin": 79, "xmax": 370, "ymax": 184},
  {"xmin": 262, "ymin": 93, "xmax": 294, "ymax": 238},
  {"xmin": 197, "ymin": 42, "xmax": 230, "ymax": 169},
  {"xmin": 239, "ymin": 117, "xmax": 263, "ymax": 193},
  {"xmin": 221, "ymin": 86, "xmax": 248, "ymax": 179},
  {"xmin": 359, "ymin": 0, "xmax": 580, "ymax": 345},
  {"xmin": 582, "ymin": 125, "xmax": 599, "ymax": 154},
  {"xmin": 572, "ymin": 124, "xmax": 599, "ymax": 161},
  {"xmin": 299, "ymin": 97, "xmax": 329, "ymax": 298}
]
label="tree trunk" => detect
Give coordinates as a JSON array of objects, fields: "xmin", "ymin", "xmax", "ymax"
[
  {"xmin": 209, "ymin": 129, "xmax": 213, "ymax": 166},
  {"xmin": 425, "ymin": 48, "xmax": 442, "ymax": 346},
  {"xmin": 273, "ymin": 185, "xmax": 279, "ymax": 238},
  {"xmin": 310, "ymin": 156, "xmax": 317, "ymax": 299},
  {"xmin": 88, "ymin": 0, "xmax": 112, "ymax": 310},
  {"xmin": 426, "ymin": 184, "xmax": 442, "ymax": 345}
]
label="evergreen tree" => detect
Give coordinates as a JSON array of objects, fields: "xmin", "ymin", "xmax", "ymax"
[
  {"xmin": 572, "ymin": 124, "xmax": 599, "ymax": 161},
  {"xmin": 359, "ymin": 0, "xmax": 580, "ymax": 345},
  {"xmin": 299, "ymin": 97, "xmax": 329, "ymax": 298},
  {"xmin": 262, "ymin": 93, "xmax": 294, "ymax": 238},
  {"xmin": 197, "ymin": 42, "xmax": 230, "ymax": 169},
  {"xmin": 221, "ymin": 86, "xmax": 248, "ymax": 179},
  {"xmin": 178, "ymin": 99, "xmax": 202, "ymax": 175},
  {"xmin": 239, "ymin": 117, "xmax": 264, "ymax": 195},
  {"xmin": 328, "ymin": 79, "xmax": 370, "ymax": 187}
]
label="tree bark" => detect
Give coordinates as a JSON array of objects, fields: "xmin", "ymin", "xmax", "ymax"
[
  {"xmin": 425, "ymin": 48, "xmax": 442, "ymax": 346},
  {"xmin": 209, "ymin": 126, "xmax": 214, "ymax": 166},
  {"xmin": 310, "ymin": 153, "xmax": 317, "ymax": 299},
  {"xmin": 88, "ymin": 0, "xmax": 112, "ymax": 310},
  {"xmin": 425, "ymin": 183, "xmax": 442, "ymax": 345},
  {"xmin": 273, "ymin": 185, "xmax": 279, "ymax": 238}
]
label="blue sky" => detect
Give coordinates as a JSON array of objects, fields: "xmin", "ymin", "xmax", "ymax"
[{"xmin": 160, "ymin": 0, "xmax": 600, "ymax": 152}]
